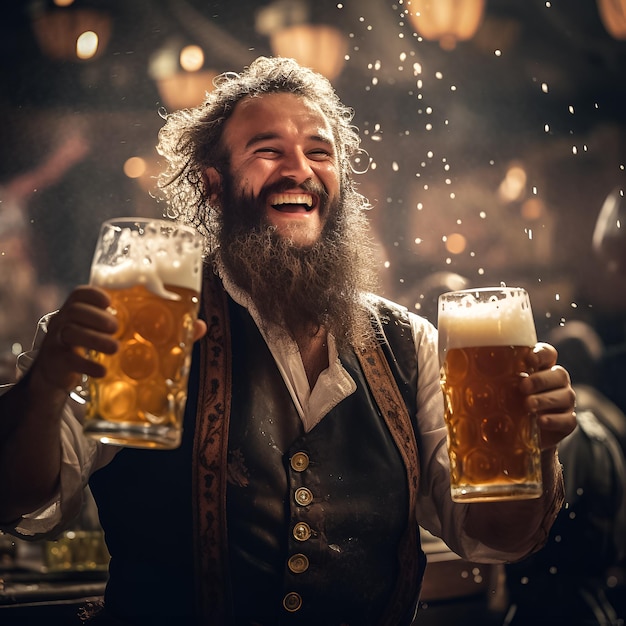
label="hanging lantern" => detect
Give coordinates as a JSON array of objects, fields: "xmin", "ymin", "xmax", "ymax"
[
  {"xmin": 405, "ymin": 0, "xmax": 485, "ymax": 51},
  {"xmin": 31, "ymin": 8, "xmax": 111, "ymax": 61},
  {"xmin": 156, "ymin": 71, "xmax": 219, "ymax": 110},
  {"xmin": 149, "ymin": 41, "xmax": 218, "ymax": 110},
  {"xmin": 597, "ymin": 0, "xmax": 626, "ymax": 39},
  {"xmin": 270, "ymin": 24, "xmax": 347, "ymax": 81}
]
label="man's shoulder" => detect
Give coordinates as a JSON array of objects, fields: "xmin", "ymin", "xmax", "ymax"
[
  {"xmin": 361, "ymin": 292, "xmax": 433, "ymax": 332},
  {"xmin": 360, "ymin": 292, "xmax": 432, "ymax": 356},
  {"xmin": 362, "ymin": 292, "xmax": 409, "ymax": 318}
]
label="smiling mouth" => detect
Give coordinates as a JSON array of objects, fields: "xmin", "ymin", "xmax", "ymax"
[{"xmin": 269, "ymin": 192, "xmax": 317, "ymax": 213}]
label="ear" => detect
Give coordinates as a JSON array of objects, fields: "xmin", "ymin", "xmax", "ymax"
[{"xmin": 205, "ymin": 167, "xmax": 223, "ymax": 206}]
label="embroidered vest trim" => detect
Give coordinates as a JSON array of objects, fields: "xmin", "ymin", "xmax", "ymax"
[
  {"xmin": 356, "ymin": 343, "xmax": 422, "ymax": 626},
  {"xmin": 192, "ymin": 267, "xmax": 232, "ymax": 622}
]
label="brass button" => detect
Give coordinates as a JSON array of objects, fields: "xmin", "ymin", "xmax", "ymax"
[
  {"xmin": 294, "ymin": 487, "xmax": 313, "ymax": 506},
  {"xmin": 293, "ymin": 522, "xmax": 312, "ymax": 542},
  {"xmin": 287, "ymin": 553, "xmax": 309, "ymax": 574},
  {"xmin": 283, "ymin": 592, "xmax": 302, "ymax": 612},
  {"xmin": 290, "ymin": 451, "xmax": 309, "ymax": 472}
]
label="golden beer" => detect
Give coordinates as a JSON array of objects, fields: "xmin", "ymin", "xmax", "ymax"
[
  {"xmin": 83, "ymin": 218, "xmax": 203, "ymax": 449},
  {"xmin": 438, "ymin": 287, "xmax": 542, "ymax": 502},
  {"xmin": 85, "ymin": 284, "xmax": 199, "ymax": 448}
]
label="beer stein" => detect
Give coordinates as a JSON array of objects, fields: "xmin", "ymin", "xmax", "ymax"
[
  {"xmin": 438, "ymin": 286, "xmax": 542, "ymax": 502},
  {"xmin": 82, "ymin": 217, "xmax": 203, "ymax": 449}
]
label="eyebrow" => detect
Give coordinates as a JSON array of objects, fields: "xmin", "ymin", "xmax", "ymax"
[{"xmin": 244, "ymin": 132, "xmax": 335, "ymax": 150}]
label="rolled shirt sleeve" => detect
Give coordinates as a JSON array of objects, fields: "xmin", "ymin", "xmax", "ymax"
[
  {"xmin": 0, "ymin": 314, "xmax": 118, "ymax": 539},
  {"xmin": 410, "ymin": 312, "xmax": 563, "ymax": 563}
]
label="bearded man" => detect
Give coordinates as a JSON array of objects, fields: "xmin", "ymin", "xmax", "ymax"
[{"xmin": 0, "ymin": 57, "xmax": 576, "ymax": 626}]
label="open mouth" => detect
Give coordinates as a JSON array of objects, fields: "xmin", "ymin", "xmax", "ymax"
[{"xmin": 268, "ymin": 192, "xmax": 317, "ymax": 213}]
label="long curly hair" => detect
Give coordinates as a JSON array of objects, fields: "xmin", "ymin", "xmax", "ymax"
[{"xmin": 156, "ymin": 56, "xmax": 368, "ymax": 251}]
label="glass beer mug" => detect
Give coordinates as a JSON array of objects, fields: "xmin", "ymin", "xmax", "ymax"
[
  {"xmin": 438, "ymin": 286, "xmax": 543, "ymax": 502},
  {"xmin": 82, "ymin": 217, "xmax": 204, "ymax": 449}
]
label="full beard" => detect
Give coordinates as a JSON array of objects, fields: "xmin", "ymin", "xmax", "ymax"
[{"xmin": 216, "ymin": 177, "xmax": 379, "ymax": 350}]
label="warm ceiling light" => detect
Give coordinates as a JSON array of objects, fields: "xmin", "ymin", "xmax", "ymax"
[
  {"xmin": 270, "ymin": 24, "xmax": 348, "ymax": 80},
  {"xmin": 76, "ymin": 31, "xmax": 99, "ymax": 60},
  {"xmin": 157, "ymin": 71, "xmax": 219, "ymax": 111},
  {"xmin": 597, "ymin": 0, "xmax": 626, "ymax": 39},
  {"xmin": 444, "ymin": 233, "xmax": 467, "ymax": 254},
  {"xmin": 498, "ymin": 164, "xmax": 527, "ymax": 202},
  {"xmin": 405, "ymin": 0, "xmax": 486, "ymax": 50},
  {"xmin": 149, "ymin": 41, "xmax": 217, "ymax": 110},
  {"xmin": 180, "ymin": 45, "xmax": 204, "ymax": 72},
  {"xmin": 123, "ymin": 157, "xmax": 147, "ymax": 179},
  {"xmin": 31, "ymin": 8, "xmax": 111, "ymax": 61}
]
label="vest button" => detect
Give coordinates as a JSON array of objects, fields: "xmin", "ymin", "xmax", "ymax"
[
  {"xmin": 293, "ymin": 522, "xmax": 312, "ymax": 542},
  {"xmin": 283, "ymin": 591, "xmax": 303, "ymax": 612},
  {"xmin": 287, "ymin": 553, "xmax": 310, "ymax": 574},
  {"xmin": 294, "ymin": 487, "xmax": 313, "ymax": 506},
  {"xmin": 290, "ymin": 451, "xmax": 310, "ymax": 472}
]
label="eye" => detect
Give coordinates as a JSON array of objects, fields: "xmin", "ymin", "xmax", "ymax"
[
  {"xmin": 308, "ymin": 148, "xmax": 333, "ymax": 161},
  {"xmin": 254, "ymin": 146, "xmax": 280, "ymax": 156}
]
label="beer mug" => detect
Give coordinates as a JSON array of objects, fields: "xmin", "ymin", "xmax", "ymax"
[
  {"xmin": 82, "ymin": 217, "xmax": 203, "ymax": 449},
  {"xmin": 438, "ymin": 287, "xmax": 542, "ymax": 502}
]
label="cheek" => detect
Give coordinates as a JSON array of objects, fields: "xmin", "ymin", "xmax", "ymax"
[
  {"xmin": 319, "ymin": 165, "xmax": 341, "ymax": 199},
  {"xmin": 234, "ymin": 158, "xmax": 277, "ymax": 187},
  {"xmin": 230, "ymin": 169, "xmax": 252, "ymax": 196}
]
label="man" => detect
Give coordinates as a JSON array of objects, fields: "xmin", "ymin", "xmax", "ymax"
[{"xmin": 0, "ymin": 57, "xmax": 576, "ymax": 625}]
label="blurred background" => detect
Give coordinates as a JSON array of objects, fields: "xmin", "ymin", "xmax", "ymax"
[
  {"xmin": 1, "ymin": 0, "xmax": 625, "ymax": 360},
  {"xmin": 0, "ymin": 0, "xmax": 625, "ymax": 622},
  {"xmin": 1, "ymin": 0, "xmax": 626, "ymax": 354}
]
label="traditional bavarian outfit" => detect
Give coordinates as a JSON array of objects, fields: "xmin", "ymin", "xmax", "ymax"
[{"xmin": 3, "ymin": 268, "xmax": 564, "ymax": 625}]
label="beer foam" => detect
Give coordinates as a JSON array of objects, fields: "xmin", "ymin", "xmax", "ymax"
[
  {"xmin": 90, "ymin": 224, "xmax": 203, "ymax": 298},
  {"xmin": 438, "ymin": 288, "xmax": 537, "ymax": 360}
]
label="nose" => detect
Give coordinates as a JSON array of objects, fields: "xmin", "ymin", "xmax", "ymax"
[{"xmin": 279, "ymin": 148, "xmax": 313, "ymax": 184}]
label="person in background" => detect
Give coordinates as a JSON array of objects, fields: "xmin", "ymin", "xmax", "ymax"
[
  {"xmin": 550, "ymin": 321, "xmax": 626, "ymax": 453},
  {"xmin": 0, "ymin": 57, "xmax": 576, "ymax": 626},
  {"xmin": 592, "ymin": 187, "xmax": 626, "ymax": 443},
  {"xmin": 504, "ymin": 320, "xmax": 626, "ymax": 626}
]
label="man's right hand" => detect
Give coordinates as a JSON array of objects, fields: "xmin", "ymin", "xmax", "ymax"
[{"xmin": 30, "ymin": 286, "xmax": 120, "ymax": 395}]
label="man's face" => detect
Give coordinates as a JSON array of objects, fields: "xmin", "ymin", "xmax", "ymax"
[{"xmin": 216, "ymin": 92, "xmax": 341, "ymax": 247}]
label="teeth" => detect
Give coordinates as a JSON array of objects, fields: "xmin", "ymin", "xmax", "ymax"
[{"xmin": 269, "ymin": 193, "xmax": 313, "ymax": 207}]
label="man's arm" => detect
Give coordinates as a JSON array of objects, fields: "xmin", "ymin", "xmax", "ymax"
[
  {"xmin": 464, "ymin": 448, "xmax": 563, "ymax": 555},
  {"xmin": 464, "ymin": 343, "xmax": 576, "ymax": 556},
  {"xmin": 0, "ymin": 286, "xmax": 118, "ymax": 523}
]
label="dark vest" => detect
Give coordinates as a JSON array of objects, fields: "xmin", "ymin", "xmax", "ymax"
[{"xmin": 89, "ymin": 284, "xmax": 423, "ymax": 626}]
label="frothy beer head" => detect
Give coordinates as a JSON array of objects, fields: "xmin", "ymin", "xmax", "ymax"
[
  {"xmin": 90, "ymin": 219, "xmax": 203, "ymax": 298},
  {"xmin": 438, "ymin": 287, "xmax": 537, "ymax": 364}
]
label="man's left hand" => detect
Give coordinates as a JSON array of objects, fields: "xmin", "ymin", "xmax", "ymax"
[{"xmin": 521, "ymin": 342, "xmax": 577, "ymax": 450}]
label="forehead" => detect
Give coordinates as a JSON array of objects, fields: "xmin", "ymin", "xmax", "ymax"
[{"xmin": 222, "ymin": 92, "xmax": 335, "ymax": 149}]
